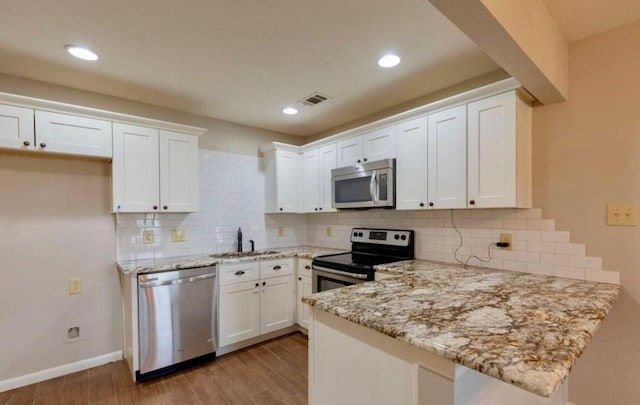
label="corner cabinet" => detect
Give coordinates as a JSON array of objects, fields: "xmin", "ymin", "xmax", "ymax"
[
  {"xmin": 112, "ymin": 123, "xmax": 199, "ymax": 213},
  {"xmin": 263, "ymin": 145, "xmax": 300, "ymax": 213}
]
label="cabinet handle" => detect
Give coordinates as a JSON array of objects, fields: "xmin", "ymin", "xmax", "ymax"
[
  {"xmin": 23, "ymin": 141, "xmax": 30, "ymax": 146},
  {"xmin": 153, "ymin": 205, "xmax": 158, "ymax": 210},
  {"xmin": 39, "ymin": 142, "xmax": 46, "ymax": 148},
  {"xmin": 469, "ymin": 200, "xmax": 476, "ymax": 205},
  {"xmin": 273, "ymin": 265, "xmax": 282, "ymax": 270},
  {"xmin": 419, "ymin": 202, "xmax": 424, "ymax": 207},
  {"xmin": 429, "ymin": 202, "xmax": 434, "ymax": 207},
  {"xmin": 363, "ymin": 158, "xmax": 368, "ymax": 162},
  {"xmin": 234, "ymin": 271, "xmax": 245, "ymax": 276},
  {"xmin": 163, "ymin": 205, "xmax": 168, "ymax": 210},
  {"xmin": 298, "ymin": 277, "xmax": 302, "ymax": 281},
  {"xmin": 304, "ymin": 265, "xmax": 311, "ymax": 270}
]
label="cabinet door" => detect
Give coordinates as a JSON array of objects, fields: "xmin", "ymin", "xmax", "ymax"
[
  {"xmin": 427, "ymin": 106, "xmax": 467, "ymax": 209},
  {"xmin": 467, "ymin": 92, "xmax": 517, "ymax": 208},
  {"xmin": 276, "ymin": 150, "xmax": 299, "ymax": 212},
  {"xmin": 301, "ymin": 148, "xmax": 320, "ymax": 213},
  {"xmin": 159, "ymin": 130, "xmax": 199, "ymax": 212},
  {"xmin": 112, "ymin": 123, "xmax": 160, "ymax": 213},
  {"xmin": 337, "ymin": 136, "xmax": 363, "ymax": 167},
  {"xmin": 297, "ymin": 276, "xmax": 312, "ymax": 330},
  {"xmin": 318, "ymin": 143, "xmax": 337, "ymax": 212},
  {"xmin": 260, "ymin": 275, "xmax": 294, "ymax": 334},
  {"xmin": 34, "ymin": 111, "xmax": 112, "ymax": 157},
  {"xmin": 363, "ymin": 126, "xmax": 395, "ymax": 162},
  {"xmin": 0, "ymin": 104, "xmax": 34, "ymax": 150},
  {"xmin": 219, "ymin": 280, "xmax": 261, "ymax": 346},
  {"xmin": 395, "ymin": 117, "xmax": 428, "ymax": 210}
]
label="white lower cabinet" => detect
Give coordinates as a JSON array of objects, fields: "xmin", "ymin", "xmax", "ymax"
[
  {"xmin": 218, "ymin": 259, "xmax": 295, "ymax": 348},
  {"xmin": 296, "ymin": 258, "xmax": 313, "ymax": 330}
]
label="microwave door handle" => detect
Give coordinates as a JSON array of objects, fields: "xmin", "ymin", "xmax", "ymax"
[{"xmin": 369, "ymin": 170, "xmax": 377, "ymax": 202}]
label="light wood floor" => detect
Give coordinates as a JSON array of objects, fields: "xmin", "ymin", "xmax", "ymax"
[{"xmin": 1, "ymin": 332, "xmax": 308, "ymax": 405}]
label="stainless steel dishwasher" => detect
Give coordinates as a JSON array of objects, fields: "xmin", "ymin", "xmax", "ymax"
[{"xmin": 137, "ymin": 266, "xmax": 217, "ymax": 380}]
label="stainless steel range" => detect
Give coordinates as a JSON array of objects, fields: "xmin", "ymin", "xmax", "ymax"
[{"xmin": 312, "ymin": 228, "xmax": 414, "ymax": 293}]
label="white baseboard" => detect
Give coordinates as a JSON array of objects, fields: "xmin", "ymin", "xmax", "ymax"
[{"xmin": 0, "ymin": 351, "xmax": 123, "ymax": 393}]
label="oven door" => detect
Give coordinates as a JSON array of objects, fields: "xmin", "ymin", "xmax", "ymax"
[{"xmin": 312, "ymin": 266, "xmax": 369, "ymax": 293}]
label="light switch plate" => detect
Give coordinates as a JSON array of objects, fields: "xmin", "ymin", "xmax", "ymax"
[
  {"xmin": 607, "ymin": 203, "xmax": 639, "ymax": 226},
  {"xmin": 142, "ymin": 230, "xmax": 154, "ymax": 244},
  {"xmin": 278, "ymin": 226, "xmax": 284, "ymax": 237},
  {"xmin": 172, "ymin": 229, "xmax": 186, "ymax": 242},
  {"xmin": 326, "ymin": 226, "xmax": 332, "ymax": 237}
]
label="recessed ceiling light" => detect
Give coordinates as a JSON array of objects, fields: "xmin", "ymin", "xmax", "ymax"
[
  {"xmin": 65, "ymin": 45, "xmax": 99, "ymax": 61},
  {"xmin": 378, "ymin": 54, "xmax": 401, "ymax": 68},
  {"xmin": 282, "ymin": 107, "xmax": 298, "ymax": 115}
]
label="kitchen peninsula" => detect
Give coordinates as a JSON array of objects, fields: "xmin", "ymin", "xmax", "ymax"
[{"xmin": 303, "ymin": 260, "xmax": 621, "ymax": 405}]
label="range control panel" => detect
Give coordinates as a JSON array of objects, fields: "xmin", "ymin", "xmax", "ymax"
[{"xmin": 350, "ymin": 228, "xmax": 413, "ymax": 247}]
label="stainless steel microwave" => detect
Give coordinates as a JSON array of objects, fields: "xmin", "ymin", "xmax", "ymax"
[{"xmin": 331, "ymin": 158, "xmax": 395, "ymax": 209}]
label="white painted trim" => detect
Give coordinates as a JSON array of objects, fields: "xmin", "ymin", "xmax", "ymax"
[
  {"xmin": 0, "ymin": 92, "xmax": 207, "ymax": 136},
  {"xmin": 260, "ymin": 77, "xmax": 521, "ymax": 154},
  {"xmin": 0, "ymin": 351, "xmax": 123, "ymax": 392}
]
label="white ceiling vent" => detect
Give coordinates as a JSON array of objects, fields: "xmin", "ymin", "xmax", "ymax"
[{"xmin": 299, "ymin": 92, "xmax": 331, "ymax": 107}]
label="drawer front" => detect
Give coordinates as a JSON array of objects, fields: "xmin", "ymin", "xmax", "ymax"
[
  {"xmin": 219, "ymin": 262, "xmax": 260, "ymax": 286},
  {"xmin": 260, "ymin": 258, "xmax": 294, "ymax": 279},
  {"xmin": 298, "ymin": 258, "xmax": 312, "ymax": 278}
]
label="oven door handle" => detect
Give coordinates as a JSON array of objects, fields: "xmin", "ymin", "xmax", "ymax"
[
  {"xmin": 369, "ymin": 170, "xmax": 378, "ymax": 202},
  {"xmin": 312, "ymin": 265, "xmax": 370, "ymax": 280}
]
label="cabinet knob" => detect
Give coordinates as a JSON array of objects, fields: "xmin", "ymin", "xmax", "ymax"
[
  {"xmin": 23, "ymin": 140, "xmax": 30, "ymax": 146},
  {"xmin": 279, "ymin": 208, "xmax": 283, "ymax": 211},
  {"xmin": 314, "ymin": 208, "xmax": 318, "ymax": 211},
  {"xmin": 469, "ymin": 200, "xmax": 476, "ymax": 205},
  {"xmin": 153, "ymin": 205, "xmax": 158, "ymax": 210},
  {"xmin": 163, "ymin": 205, "xmax": 168, "ymax": 210},
  {"xmin": 363, "ymin": 158, "xmax": 368, "ymax": 162},
  {"xmin": 357, "ymin": 159, "xmax": 361, "ymax": 163},
  {"xmin": 255, "ymin": 283, "xmax": 259, "ymax": 287},
  {"xmin": 429, "ymin": 202, "xmax": 434, "ymax": 207},
  {"xmin": 298, "ymin": 277, "xmax": 302, "ymax": 281},
  {"xmin": 319, "ymin": 207, "xmax": 322, "ymax": 211},
  {"xmin": 273, "ymin": 265, "xmax": 282, "ymax": 270},
  {"xmin": 305, "ymin": 265, "xmax": 311, "ymax": 270},
  {"xmin": 262, "ymin": 281, "xmax": 266, "ymax": 286},
  {"xmin": 419, "ymin": 202, "xmax": 424, "ymax": 207},
  {"xmin": 39, "ymin": 142, "xmax": 46, "ymax": 148}
]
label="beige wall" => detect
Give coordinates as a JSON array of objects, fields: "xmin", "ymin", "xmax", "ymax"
[
  {"xmin": 533, "ymin": 20, "xmax": 640, "ymax": 404},
  {"xmin": 0, "ymin": 152, "xmax": 119, "ymax": 381},
  {"xmin": 0, "ymin": 73, "xmax": 304, "ymax": 156}
]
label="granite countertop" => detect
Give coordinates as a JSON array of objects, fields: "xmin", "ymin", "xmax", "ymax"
[
  {"xmin": 302, "ymin": 259, "xmax": 621, "ymax": 398},
  {"xmin": 117, "ymin": 246, "xmax": 345, "ymax": 274}
]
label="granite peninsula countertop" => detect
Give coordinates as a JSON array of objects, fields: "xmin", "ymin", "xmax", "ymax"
[
  {"xmin": 117, "ymin": 246, "xmax": 345, "ymax": 274},
  {"xmin": 302, "ymin": 259, "xmax": 621, "ymax": 397}
]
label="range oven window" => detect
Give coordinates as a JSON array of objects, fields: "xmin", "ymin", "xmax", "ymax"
[{"xmin": 317, "ymin": 275, "xmax": 353, "ymax": 292}]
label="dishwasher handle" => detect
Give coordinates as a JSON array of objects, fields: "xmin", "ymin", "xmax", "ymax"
[{"xmin": 139, "ymin": 272, "xmax": 216, "ymax": 288}]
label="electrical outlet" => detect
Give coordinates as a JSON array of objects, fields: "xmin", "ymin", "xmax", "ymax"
[
  {"xmin": 172, "ymin": 229, "xmax": 186, "ymax": 242},
  {"xmin": 68, "ymin": 279, "xmax": 82, "ymax": 294},
  {"xmin": 326, "ymin": 226, "xmax": 332, "ymax": 237},
  {"xmin": 143, "ymin": 230, "xmax": 154, "ymax": 244},
  {"xmin": 607, "ymin": 203, "xmax": 639, "ymax": 226},
  {"xmin": 67, "ymin": 326, "xmax": 80, "ymax": 339},
  {"xmin": 278, "ymin": 226, "xmax": 284, "ymax": 237},
  {"xmin": 499, "ymin": 233, "xmax": 513, "ymax": 250}
]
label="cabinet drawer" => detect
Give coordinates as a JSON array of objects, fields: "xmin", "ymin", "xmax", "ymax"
[
  {"xmin": 219, "ymin": 262, "xmax": 260, "ymax": 286},
  {"xmin": 298, "ymin": 258, "xmax": 312, "ymax": 278},
  {"xmin": 260, "ymin": 258, "xmax": 294, "ymax": 279}
]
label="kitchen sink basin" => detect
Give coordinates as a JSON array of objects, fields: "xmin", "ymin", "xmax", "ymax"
[{"xmin": 209, "ymin": 250, "xmax": 281, "ymax": 259}]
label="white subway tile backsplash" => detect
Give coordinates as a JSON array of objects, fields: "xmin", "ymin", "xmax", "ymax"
[
  {"xmin": 555, "ymin": 243, "xmax": 586, "ymax": 256},
  {"xmin": 527, "ymin": 241, "xmax": 555, "ymax": 253},
  {"xmin": 585, "ymin": 269, "xmax": 620, "ymax": 285},
  {"xmin": 515, "ymin": 251, "xmax": 541, "ymax": 263},
  {"xmin": 541, "ymin": 253, "xmax": 571, "ymax": 266},
  {"xmin": 570, "ymin": 256, "xmax": 603, "ymax": 270},
  {"xmin": 554, "ymin": 266, "xmax": 585, "ymax": 280},
  {"xmin": 541, "ymin": 231, "xmax": 570, "ymax": 242},
  {"xmin": 514, "ymin": 230, "xmax": 541, "ymax": 241},
  {"xmin": 503, "ymin": 219, "xmax": 528, "ymax": 230},
  {"xmin": 527, "ymin": 263, "xmax": 554, "ymax": 276}
]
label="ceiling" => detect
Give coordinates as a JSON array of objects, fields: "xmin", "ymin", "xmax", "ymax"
[
  {"xmin": 0, "ymin": 0, "xmax": 498, "ymax": 136},
  {"xmin": 542, "ymin": 0, "xmax": 640, "ymax": 43}
]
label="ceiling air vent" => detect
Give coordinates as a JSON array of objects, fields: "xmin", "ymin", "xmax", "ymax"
[{"xmin": 299, "ymin": 92, "xmax": 331, "ymax": 107}]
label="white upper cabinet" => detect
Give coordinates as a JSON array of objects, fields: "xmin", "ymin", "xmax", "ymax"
[
  {"xmin": 337, "ymin": 136, "xmax": 363, "ymax": 167},
  {"xmin": 337, "ymin": 128, "xmax": 395, "ymax": 167},
  {"xmin": 34, "ymin": 111, "xmax": 112, "ymax": 157},
  {"xmin": 395, "ymin": 117, "xmax": 429, "ymax": 210},
  {"xmin": 0, "ymin": 106, "xmax": 112, "ymax": 158},
  {"xmin": 265, "ymin": 148, "xmax": 300, "ymax": 213},
  {"xmin": 467, "ymin": 90, "xmax": 532, "ymax": 208},
  {"xmin": 112, "ymin": 123, "xmax": 199, "ymax": 213},
  {"xmin": 0, "ymin": 104, "xmax": 34, "ymax": 150},
  {"xmin": 363, "ymin": 126, "xmax": 396, "ymax": 163},
  {"xmin": 301, "ymin": 143, "xmax": 337, "ymax": 213},
  {"xmin": 159, "ymin": 130, "xmax": 199, "ymax": 212},
  {"xmin": 427, "ymin": 105, "xmax": 467, "ymax": 209}
]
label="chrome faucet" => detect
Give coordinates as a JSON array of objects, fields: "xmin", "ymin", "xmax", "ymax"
[{"xmin": 249, "ymin": 240, "xmax": 255, "ymax": 252}]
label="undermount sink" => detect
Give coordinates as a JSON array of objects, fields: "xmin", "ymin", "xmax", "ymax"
[{"xmin": 209, "ymin": 250, "xmax": 281, "ymax": 259}]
